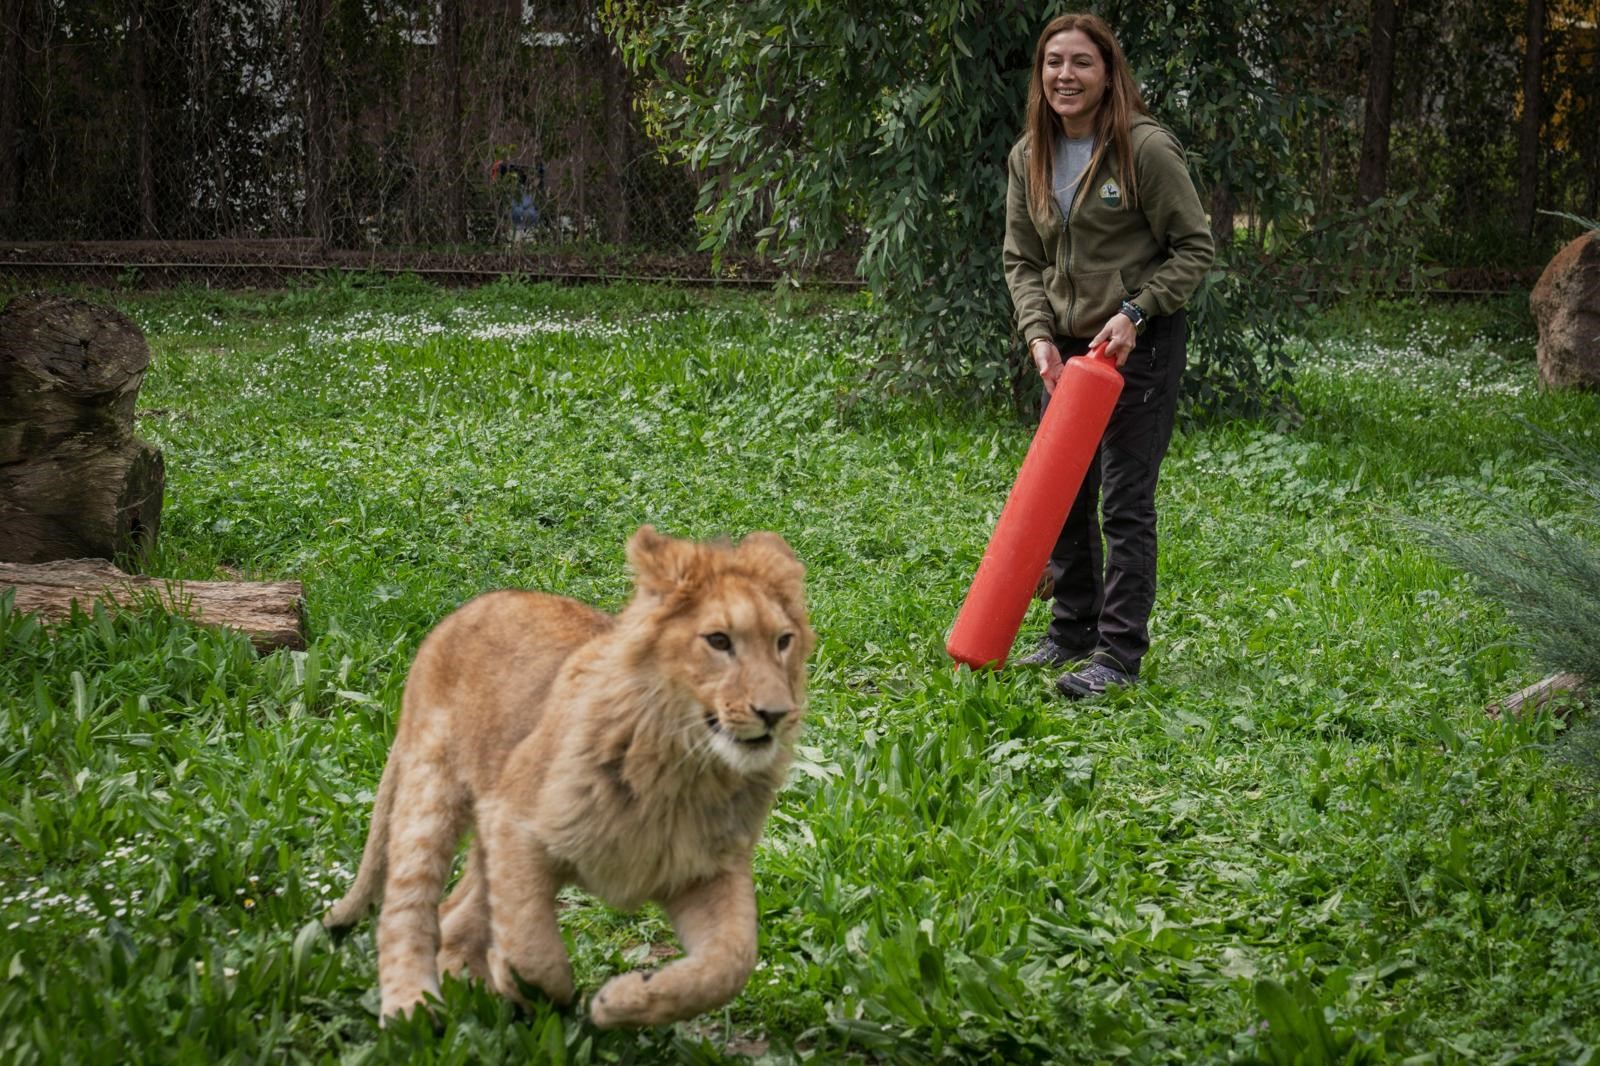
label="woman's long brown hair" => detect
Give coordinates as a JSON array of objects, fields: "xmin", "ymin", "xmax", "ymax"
[{"xmin": 1024, "ymin": 13, "xmax": 1149, "ymax": 219}]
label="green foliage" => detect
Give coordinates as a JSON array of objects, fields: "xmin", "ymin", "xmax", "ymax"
[
  {"xmin": 605, "ymin": 1, "xmax": 1435, "ymax": 416},
  {"xmin": 1280, "ymin": 0, "xmax": 1598, "ymax": 272},
  {"xmin": 1120, "ymin": 3, "xmax": 1438, "ymax": 417},
  {"xmin": 604, "ymin": 0, "xmax": 1037, "ymax": 402},
  {"xmin": 1248, "ymin": 976, "xmax": 1392, "ymax": 1064},
  {"xmin": 1542, "ymin": 209, "xmax": 1600, "ymax": 239},
  {"xmin": 2, "ymin": 281, "xmax": 1599, "ymax": 1061},
  {"xmin": 1411, "ymin": 431, "xmax": 1600, "ymax": 689},
  {"xmin": 1302, "ymin": 291, "xmax": 1537, "ymax": 359}
]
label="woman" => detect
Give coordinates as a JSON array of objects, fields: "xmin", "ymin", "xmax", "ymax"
[{"xmin": 1002, "ymin": 13, "xmax": 1214, "ymax": 698}]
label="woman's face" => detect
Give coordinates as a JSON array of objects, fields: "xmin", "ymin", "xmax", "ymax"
[{"xmin": 1041, "ymin": 29, "xmax": 1107, "ymax": 137}]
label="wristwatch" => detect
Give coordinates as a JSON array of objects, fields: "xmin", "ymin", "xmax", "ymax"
[{"xmin": 1118, "ymin": 299, "xmax": 1148, "ymax": 335}]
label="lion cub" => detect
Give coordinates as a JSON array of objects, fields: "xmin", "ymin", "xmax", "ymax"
[{"xmin": 323, "ymin": 526, "xmax": 815, "ymax": 1028}]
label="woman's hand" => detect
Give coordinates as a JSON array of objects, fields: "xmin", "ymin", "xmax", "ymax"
[
  {"xmin": 1089, "ymin": 313, "xmax": 1138, "ymax": 366},
  {"xmin": 1030, "ymin": 338, "xmax": 1065, "ymax": 395}
]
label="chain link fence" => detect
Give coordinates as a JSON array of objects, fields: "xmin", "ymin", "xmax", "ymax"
[
  {"xmin": 3, "ymin": 2, "xmax": 1582, "ymax": 295},
  {"xmin": 0, "ymin": 0, "xmax": 854, "ymax": 289}
]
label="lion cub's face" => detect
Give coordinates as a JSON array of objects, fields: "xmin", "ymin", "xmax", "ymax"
[{"xmin": 628, "ymin": 527, "xmax": 814, "ymax": 776}]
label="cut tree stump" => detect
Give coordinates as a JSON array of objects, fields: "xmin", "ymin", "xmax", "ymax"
[
  {"xmin": 0, "ymin": 559, "xmax": 306, "ymax": 652},
  {"xmin": 0, "ymin": 292, "xmax": 165, "ymax": 563},
  {"xmin": 1487, "ymin": 672, "xmax": 1587, "ymax": 719}
]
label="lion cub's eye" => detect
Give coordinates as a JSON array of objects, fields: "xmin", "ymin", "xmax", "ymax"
[
  {"xmin": 704, "ymin": 632, "xmax": 734, "ymax": 653},
  {"xmin": 777, "ymin": 633, "xmax": 794, "ymax": 652}
]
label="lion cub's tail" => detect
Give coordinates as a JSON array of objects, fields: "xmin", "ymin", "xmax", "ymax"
[{"xmin": 322, "ymin": 755, "xmax": 400, "ymax": 929}]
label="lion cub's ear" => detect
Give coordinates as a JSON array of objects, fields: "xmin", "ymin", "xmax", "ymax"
[
  {"xmin": 627, "ymin": 525, "xmax": 706, "ymax": 596},
  {"xmin": 736, "ymin": 531, "xmax": 806, "ymax": 583},
  {"xmin": 736, "ymin": 532, "xmax": 809, "ymax": 624}
]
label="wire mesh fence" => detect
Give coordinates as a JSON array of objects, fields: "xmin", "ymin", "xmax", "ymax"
[
  {"xmin": 0, "ymin": 0, "xmax": 853, "ymax": 288},
  {"xmin": 2, "ymin": 2, "xmax": 1584, "ymax": 295}
]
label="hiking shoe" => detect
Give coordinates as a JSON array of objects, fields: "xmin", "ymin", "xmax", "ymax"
[
  {"xmin": 1055, "ymin": 661, "xmax": 1134, "ymax": 699},
  {"xmin": 1013, "ymin": 637, "xmax": 1096, "ymax": 668}
]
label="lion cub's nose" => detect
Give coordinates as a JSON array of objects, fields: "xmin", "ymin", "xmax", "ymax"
[{"xmin": 754, "ymin": 707, "xmax": 790, "ymax": 730}]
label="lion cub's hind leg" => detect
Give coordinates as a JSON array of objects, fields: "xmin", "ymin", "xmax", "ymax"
[
  {"xmin": 589, "ymin": 866, "xmax": 758, "ymax": 1029},
  {"xmin": 436, "ymin": 840, "xmax": 490, "ymax": 982},
  {"xmin": 374, "ymin": 751, "xmax": 471, "ymax": 1024}
]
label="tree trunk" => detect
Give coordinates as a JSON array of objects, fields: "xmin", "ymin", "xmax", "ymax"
[
  {"xmin": 602, "ymin": 37, "xmax": 632, "ymax": 245},
  {"xmin": 0, "ymin": 0, "xmax": 25, "ymax": 237},
  {"xmin": 189, "ymin": 0, "xmax": 225, "ymax": 235},
  {"xmin": 0, "ymin": 560, "xmax": 306, "ymax": 653},
  {"xmin": 0, "ymin": 294, "xmax": 164, "ymax": 564},
  {"xmin": 438, "ymin": 0, "xmax": 465, "ymax": 244},
  {"xmin": 1588, "ymin": 22, "xmax": 1600, "ymax": 219},
  {"xmin": 1356, "ymin": 0, "xmax": 1397, "ymax": 206},
  {"xmin": 299, "ymin": 0, "xmax": 332, "ymax": 243},
  {"xmin": 572, "ymin": 38, "xmax": 588, "ymax": 240},
  {"xmin": 1209, "ymin": 181, "xmax": 1235, "ymax": 251},
  {"xmin": 1515, "ymin": 0, "xmax": 1545, "ymax": 237},
  {"xmin": 128, "ymin": 1, "xmax": 158, "ymax": 239}
]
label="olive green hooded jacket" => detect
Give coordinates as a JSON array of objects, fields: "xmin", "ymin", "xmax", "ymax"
[{"xmin": 1004, "ymin": 114, "xmax": 1215, "ymax": 343}]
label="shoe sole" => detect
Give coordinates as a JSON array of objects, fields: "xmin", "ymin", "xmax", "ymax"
[{"xmin": 1054, "ymin": 676, "xmax": 1099, "ymax": 699}]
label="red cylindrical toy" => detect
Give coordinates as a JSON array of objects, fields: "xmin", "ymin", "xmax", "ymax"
[{"xmin": 946, "ymin": 342, "xmax": 1124, "ymax": 669}]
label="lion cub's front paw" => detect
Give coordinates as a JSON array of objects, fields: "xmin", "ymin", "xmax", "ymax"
[
  {"xmin": 486, "ymin": 944, "xmax": 574, "ymax": 1008},
  {"xmin": 589, "ymin": 970, "xmax": 664, "ymax": 1029},
  {"xmin": 378, "ymin": 989, "xmax": 442, "ymax": 1030}
]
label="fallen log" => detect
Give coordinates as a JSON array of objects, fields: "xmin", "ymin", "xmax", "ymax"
[
  {"xmin": 1487, "ymin": 672, "xmax": 1587, "ymax": 719},
  {"xmin": 0, "ymin": 559, "xmax": 305, "ymax": 652}
]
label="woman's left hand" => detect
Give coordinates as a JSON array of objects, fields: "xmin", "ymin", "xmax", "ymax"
[{"xmin": 1090, "ymin": 313, "xmax": 1138, "ymax": 366}]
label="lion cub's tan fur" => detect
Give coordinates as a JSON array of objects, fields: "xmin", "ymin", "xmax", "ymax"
[{"xmin": 323, "ymin": 527, "xmax": 814, "ymax": 1028}]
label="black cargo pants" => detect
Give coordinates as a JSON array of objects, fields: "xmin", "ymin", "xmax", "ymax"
[{"xmin": 1040, "ymin": 310, "xmax": 1186, "ymax": 678}]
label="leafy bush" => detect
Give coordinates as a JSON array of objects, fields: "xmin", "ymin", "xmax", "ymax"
[
  {"xmin": 1411, "ymin": 429, "xmax": 1600, "ymax": 798},
  {"xmin": 1415, "ymin": 432, "xmax": 1600, "ymax": 688}
]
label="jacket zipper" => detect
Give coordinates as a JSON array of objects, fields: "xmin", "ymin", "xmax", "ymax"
[{"xmin": 1056, "ymin": 194, "xmax": 1075, "ymax": 338}]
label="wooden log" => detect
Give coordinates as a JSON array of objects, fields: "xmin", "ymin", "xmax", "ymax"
[
  {"xmin": 1487, "ymin": 672, "xmax": 1587, "ymax": 719},
  {"xmin": 0, "ymin": 292, "xmax": 164, "ymax": 563},
  {"xmin": 0, "ymin": 559, "xmax": 306, "ymax": 653}
]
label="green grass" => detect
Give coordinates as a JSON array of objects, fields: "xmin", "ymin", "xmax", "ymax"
[{"xmin": 2, "ymin": 278, "xmax": 1598, "ymax": 1063}]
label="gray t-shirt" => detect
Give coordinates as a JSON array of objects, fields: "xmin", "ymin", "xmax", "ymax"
[{"xmin": 1053, "ymin": 133, "xmax": 1096, "ymax": 219}]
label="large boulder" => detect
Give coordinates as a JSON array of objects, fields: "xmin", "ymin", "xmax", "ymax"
[{"xmin": 1530, "ymin": 232, "xmax": 1600, "ymax": 390}]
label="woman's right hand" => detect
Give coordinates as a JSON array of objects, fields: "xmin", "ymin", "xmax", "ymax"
[{"xmin": 1030, "ymin": 338, "xmax": 1064, "ymax": 395}]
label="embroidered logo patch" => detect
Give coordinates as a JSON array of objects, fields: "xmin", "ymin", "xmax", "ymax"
[{"xmin": 1099, "ymin": 179, "xmax": 1122, "ymax": 206}]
